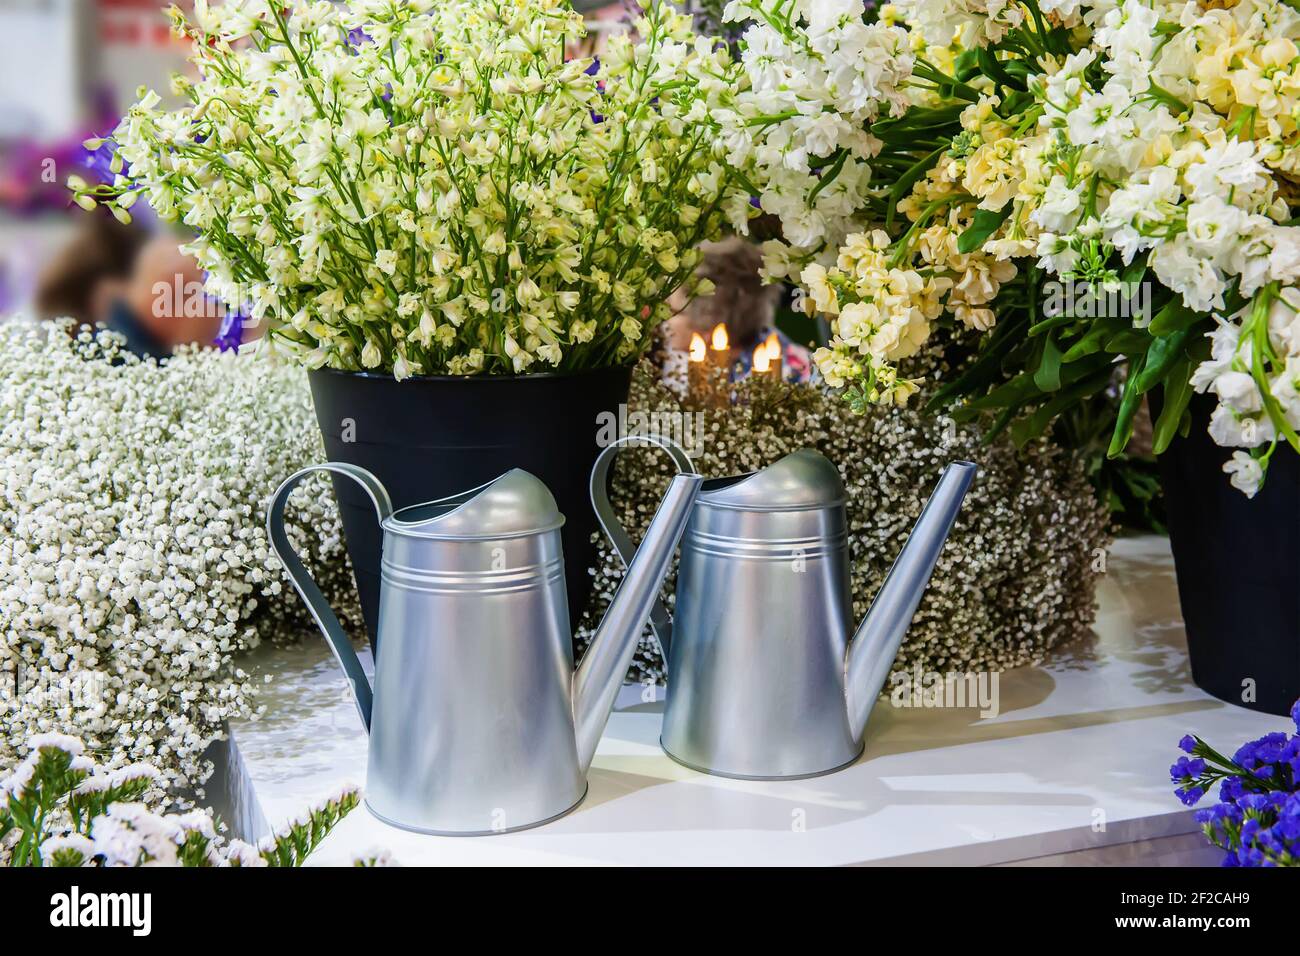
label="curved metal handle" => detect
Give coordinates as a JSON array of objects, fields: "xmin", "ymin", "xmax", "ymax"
[
  {"xmin": 589, "ymin": 433, "xmax": 696, "ymax": 664},
  {"xmin": 266, "ymin": 462, "xmax": 393, "ymax": 732}
]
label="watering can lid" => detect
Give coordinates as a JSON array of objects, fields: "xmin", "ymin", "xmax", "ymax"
[
  {"xmin": 699, "ymin": 449, "xmax": 845, "ymax": 512},
  {"xmin": 384, "ymin": 469, "xmax": 564, "ymax": 539}
]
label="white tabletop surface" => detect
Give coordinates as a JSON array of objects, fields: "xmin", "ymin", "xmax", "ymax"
[{"xmin": 222, "ymin": 535, "xmax": 1286, "ymax": 866}]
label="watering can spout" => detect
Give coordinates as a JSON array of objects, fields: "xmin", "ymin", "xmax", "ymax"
[
  {"xmin": 573, "ymin": 463, "xmax": 703, "ymax": 773},
  {"xmin": 845, "ymin": 461, "xmax": 976, "ymax": 740}
]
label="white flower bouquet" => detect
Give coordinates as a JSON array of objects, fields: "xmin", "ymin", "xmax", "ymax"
[
  {"xmin": 722, "ymin": 0, "xmax": 1300, "ymax": 495},
  {"xmin": 75, "ymin": 0, "xmax": 746, "ymax": 378}
]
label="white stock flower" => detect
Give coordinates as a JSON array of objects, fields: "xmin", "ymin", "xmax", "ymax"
[{"xmin": 1224, "ymin": 451, "xmax": 1265, "ymax": 497}]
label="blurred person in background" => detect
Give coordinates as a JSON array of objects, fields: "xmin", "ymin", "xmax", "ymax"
[{"xmin": 34, "ymin": 217, "xmax": 227, "ymax": 359}]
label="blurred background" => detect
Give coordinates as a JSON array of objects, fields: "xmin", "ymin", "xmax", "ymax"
[{"xmin": 0, "ymin": 0, "xmax": 633, "ymax": 333}]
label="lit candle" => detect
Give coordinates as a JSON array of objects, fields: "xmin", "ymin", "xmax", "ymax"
[
  {"xmin": 687, "ymin": 327, "xmax": 730, "ymax": 407},
  {"xmin": 687, "ymin": 331, "xmax": 708, "ymax": 401},
  {"xmin": 752, "ymin": 332, "xmax": 782, "ymax": 383},
  {"xmin": 708, "ymin": 322, "xmax": 731, "ymax": 376}
]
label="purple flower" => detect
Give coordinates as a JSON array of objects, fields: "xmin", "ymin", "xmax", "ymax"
[
  {"xmin": 1292, "ymin": 698, "xmax": 1300, "ymax": 734},
  {"xmin": 1173, "ymin": 701, "xmax": 1300, "ymax": 866},
  {"xmin": 590, "ymin": 110, "xmax": 604, "ymax": 124},
  {"xmin": 749, "ymin": 196, "xmax": 762, "ymax": 210},
  {"xmin": 1170, "ymin": 756, "xmax": 1205, "ymax": 783},
  {"xmin": 348, "ymin": 26, "xmax": 372, "ymax": 47},
  {"xmin": 584, "ymin": 56, "xmax": 600, "ymax": 76},
  {"xmin": 214, "ymin": 309, "xmax": 246, "ymax": 352},
  {"xmin": 82, "ymin": 137, "xmax": 119, "ymax": 183}
]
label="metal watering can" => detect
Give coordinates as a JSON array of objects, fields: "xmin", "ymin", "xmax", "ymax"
[
  {"xmin": 267, "ymin": 450, "xmax": 702, "ymax": 835},
  {"xmin": 592, "ymin": 445, "xmax": 975, "ymax": 780}
]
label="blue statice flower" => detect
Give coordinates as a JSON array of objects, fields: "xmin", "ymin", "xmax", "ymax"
[
  {"xmin": 214, "ymin": 309, "xmax": 247, "ymax": 352},
  {"xmin": 1174, "ymin": 701, "xmax": 1300, "ymax": 866}
]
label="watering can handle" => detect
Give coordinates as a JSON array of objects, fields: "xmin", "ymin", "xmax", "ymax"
[
  {"xmin": 266, "ymin": 462, "xmax": 393, "ymax": 732},
  {"xmin": 589, "ymin": 433, "xmax": 696, "ymax": 664}
]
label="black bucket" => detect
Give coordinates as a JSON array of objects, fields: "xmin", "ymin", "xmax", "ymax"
[
  {"xmin": 1157, "ymin": 393, "xmax": 1300, "ymax": 716},
  {"xmin": 307, "ymin": 364, "xmax": 634, "ymax": 653}
]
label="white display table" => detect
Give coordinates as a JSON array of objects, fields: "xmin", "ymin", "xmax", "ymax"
[{"xmin": 212, "ymin": 536, "xmax": 1286, "ymax": 866}]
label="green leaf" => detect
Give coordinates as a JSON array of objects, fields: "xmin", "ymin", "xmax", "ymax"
[
  {"xmin": 1148, "ymin": 298, "xmax": 1202, "ymax": 336},
  {"xmin": 807, "ymin": 148, "xmax": 849, "ymax": 206},
  {"xmin": 1119, "ymin": 255, "xmax": 1148, "ymax": 289},
  {"xmin": 1107, "ymin": 355, "xmax": 1147, "ymax": 458},
  {"xmin": 961, "ymin": 370, "xmax": 1039, "ymax": 411},
  {"xmin": 925, "ymin": 314, "xmax": 1030, "ymax": 412},
  {"xmin": 884, "ymin": 146, "xmax": 946, "ymax": 230},
  {"xmin": 1061, "ymin": 318, "xmax": 1128, "ymax": 362},
  {"xmin": 1105, "ymin": 329, "xmax": 1153, "ymax": 353},
  {"xmin": 976, "ymin": 47, "xmax": 1024, "ymax": 91},
  {"xmin": 1027, "ymin": 312, "xmax": 1077, "ymax": 336},
  {"xmin": 1014, "ymin": 368, "xmax": 1115, "ymax": 444},
  {"xmin": 953, "ymin": 49, "xmax": 980, "ymax": 81},
  {"xmin": 957, "ymin": 205, "xmax": 1012, "ymax": 254},
  {"xmin": 982, "ymin": 403, "xmax": 1022, "ymax": 443},
  {"xmin": 1033, "ymin": 333, "xmax": 1063, "ymax": 392},
  {"xmin": 1133, "ymin": 328, "xmax": 1191, "ymax": 394},
  {"xmin": 1151, "ymin": 357, "xmax": 1195, "ymax": 455}
]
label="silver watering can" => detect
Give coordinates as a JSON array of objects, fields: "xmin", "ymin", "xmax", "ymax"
[
  {"xmin": 267, "ymin": 451, "xmax": 702, "ymax": 835},
  {"xmin": 592, "ymin": 444, "xmax": 975, "ymax": 780}
]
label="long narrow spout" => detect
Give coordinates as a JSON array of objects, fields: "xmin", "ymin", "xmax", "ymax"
[
  {"xmin": 572, "ymin": 472, "xmax": 703, "ymax": 772},
  {"xmin": 845, "ymin": 461, "xmax": 976, "ymax": 740}
]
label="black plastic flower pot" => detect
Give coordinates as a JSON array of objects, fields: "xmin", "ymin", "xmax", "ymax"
[
  {"xmin": 307, "ymin": 363, "xmax": 634, "ymax": 655},
  {"xmin": 1156, "ymin": 392, "xmax": 1300, "ymax": 716}
]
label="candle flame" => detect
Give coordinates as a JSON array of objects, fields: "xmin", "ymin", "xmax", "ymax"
[
  {"xmin": 752, "ymin": 332, "xmax": 781, "ymax": 376},
  {"xmin": 710, "ymin": 322, "xmax": 729, "ymax": 351},
  {"xmin": 689, "ymin": 332, "xmax": 706, "ymax": 363},
  {"xmin": 763, "ymin": 331, "xmax": 781, "ymax": 362}
]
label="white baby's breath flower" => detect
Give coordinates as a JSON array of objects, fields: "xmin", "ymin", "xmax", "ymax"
[{"xmin": 0, "ymin": 320, "xmax": 357, "ymax": 791}]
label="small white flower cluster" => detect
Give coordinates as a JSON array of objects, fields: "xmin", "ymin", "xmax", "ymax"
[
  {"xmin": 0, "ymin": 320, "xmax": 357, "ymax": 789},
  {"xmin": 3, "ymin": 732, "xmax": 366, "ymax": 866},
  {"xmin": 88, "ymin": 0, "xmax": 748, "ymax": 378},
  {"xmin": 715, "ymin": 0, "xmax": 915, "ymax": 262}
]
